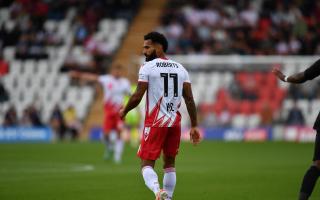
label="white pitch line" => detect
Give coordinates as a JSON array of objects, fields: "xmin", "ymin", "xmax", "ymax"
[
  {"xmin": 0, "ymin": 163, "xmax": 95, "ymax": 174},
  {"xmin": 71, "ymin": 164, "xmax": 95, "ymax": 172}
]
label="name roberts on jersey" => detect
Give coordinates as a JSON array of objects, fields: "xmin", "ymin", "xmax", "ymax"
[{"xmin": 156, "ymin": 62, "xmax": 179, "ymax": 68}]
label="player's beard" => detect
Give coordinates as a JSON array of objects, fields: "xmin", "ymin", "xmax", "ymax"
[{"xmin": 145, "ymin": 50, "xmax": 157, "ymax": 61}]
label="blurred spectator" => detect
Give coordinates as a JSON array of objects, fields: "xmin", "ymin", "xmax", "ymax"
[
  {"xmin": 21, "ymin": 109, "xmax": 32, "ymax": 126},
  {"xmin": 217, "ymin": 108, "xmax": 231, "ymax": 127},
  {"xmin": 288, "ymin": 80, "xmax": 320, "ymax": 100},
  {"xmin": 74, "ymin": 22, "xmax": 89, "ymax": 45},
  {"xmin": 286, "ymin": 101, "xmax": 305, "ymax": 125},
  {"xmin": 28, "ymin": 105, "xmax": 43, "ymax": 126},
  {"xmin": 0, "ymin": 81, "xmax": 9, "ymax": 102},
  {"xmin": 201, "ymin": 112, "xmax": 216, "ymax": 128},
  {"xmin": 61, "ymin": 48, "xmax": 95, "ymax": 73},
  {"xmin": 229, "ymin": 79, "xmax": 242, "ymax": 100},
  {"xmin": 21, "ymin": 105, "xmax": 43, "ymax": 126},
  {"xmin": 241, "ymin": 76, "xmax": 257, "ymax": 101},
  {"xmin": 63, "ymin": 106, "xmax": 81, "ymax": 140},
  {"xmin": 0, "ymin": 53, "xmax": 9, "ymax": 76},
  {"xmin": 3, "ymin": 106, "xmax": 18, "ymax": 126},
  {"xmin": 50, "ymin": 105, "xmax": 66, "ymax": 140},
  {"xmin": 259, "ymin": 101, "xmax": 273, "ymax": 126},
  {"xmin": 158, "ymin": 0, "xmax": 320, "ymax": 55},
  {"xmin": 239, "ymin": 2, "xmax": 258, "ymax": 27}
]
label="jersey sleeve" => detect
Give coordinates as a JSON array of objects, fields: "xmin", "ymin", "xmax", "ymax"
[
  {"xmin": 304, "ymin": 59, "xmax": 320, "ymax": 80},
  {"xmin": 138, "ymin": 64, "xmax": 149, "ymax": 82},
  {"xmin": 183, "ymin": 67, "xmax": 191, "ymax": 83}
]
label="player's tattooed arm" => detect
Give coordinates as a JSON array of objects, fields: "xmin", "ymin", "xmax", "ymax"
[
  {"xmin": 182, "ymin": 82, "xmax": 197, "ymax": 127},
  {"xmin": 120, "ymin": 81, "xmax": 148, "ymax": 119}
]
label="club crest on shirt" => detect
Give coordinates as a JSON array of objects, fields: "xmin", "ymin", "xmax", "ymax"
[{"xmin": 144, "ymin": 127, "xmax": 151, "ymax": 141}]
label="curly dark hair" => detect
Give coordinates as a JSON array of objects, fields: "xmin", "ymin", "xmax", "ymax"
[{"xmin": 144, "ymin": 31, "xmax": 168, "ymax": 53}]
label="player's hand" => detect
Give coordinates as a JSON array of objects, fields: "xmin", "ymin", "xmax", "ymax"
[
  {"xmin": 271, "ymin": 67, "xmax": 285, "ymax": 81},
  {"xmin": 119, "ymin": 108, "xmax": 126, "ymax": 120},
  {"xmin": 190, "ymin": 127, "xmax": 201, "ymax": 146}
]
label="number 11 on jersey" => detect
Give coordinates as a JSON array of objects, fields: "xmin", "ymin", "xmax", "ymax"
[{"xmin": 160, "ymin": 73, "xmax": 178, "ymax": 97}]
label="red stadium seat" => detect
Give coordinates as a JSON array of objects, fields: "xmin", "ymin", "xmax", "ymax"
[
  {"xmin": 239, "ymin": 100, "xmax": 253, "ymax": 115},
  {"xmin": 226, "ymin": 99, "xmax": 239, "ymax": 114}
]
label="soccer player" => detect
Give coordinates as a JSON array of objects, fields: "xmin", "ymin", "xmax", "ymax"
[
  {"xmin": 272, "ymin": 59, "xmax": 320, "ymax": 200},
  {"xmin": 119, "ymin": 32, "xmax": 201, "ymax": 200},
  {"xmin": 70, "ymin": 64, "xmax": 131, "ymax": 163}
]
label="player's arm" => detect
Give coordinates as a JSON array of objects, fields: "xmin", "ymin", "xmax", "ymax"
[
  {"xmin": 69, "ymin": 70, "xmax": 99, "ymax": 82},
  {"xmin": 183, "ymin": 82, "xmax": 200, "ymax": 145},
  {"xmin": 119, "ymin": 81, "xmax": 148, "ymax": 119},
  {"xmin": 272, "ymin": 58, "xmax": 320, "ymax": 84}
]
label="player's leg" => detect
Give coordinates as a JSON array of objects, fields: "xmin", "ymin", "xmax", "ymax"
[
  {"xmin": 299, "ymin": 133, "xmax": 320, "ymax": 200},
  {"xmin": 162, "ymin": 155, "xmax": 176, "ymax": 200},
  {"xmin": 114, "ymin": 125, "xmax": 124, "ymax": 164},
  {"xmin": 141, "ymin": 159, "xmax": 161, "ymax": 196},
  {"xmin": 138, "ymin": 127, "xmax": 167, "ymax": 198},
  {"xmin": 162, "ymin": 126, "xmax": 181, "ymax": 199},
  {"xmin": 103, "ymin": 112, "xmax": 119, "ymax": 160},
  {"xmin": 103, "ymin": 130, "xmax": 114, "ymax": 160}
]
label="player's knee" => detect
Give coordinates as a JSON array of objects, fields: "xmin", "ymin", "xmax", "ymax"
[
  {"xmin": 163, "ymin": 163, "xmax": 175, "ymax": 169},
  {"xmin": 163, "ymin": 156, "xmax": 175, "ymax": 169},
  {"xmin": 141, "ymin": 159, "xmax": 155, "ymax": 168}
]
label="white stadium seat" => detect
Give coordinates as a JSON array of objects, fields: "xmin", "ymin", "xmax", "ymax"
[
  {"xmin": 9, "ymin": 60, "xmax": 22, "ymax": 75},
  {"xmin": 3, "ymin": 47, "xmax": 15, "ymax": 61},
  {"xmin": 247, "ymin": 114, "xmax": 261, "ymax": 128},
  {"xmin": 231, "ymin": 114, "xmax": 247, "ymax": 128}
]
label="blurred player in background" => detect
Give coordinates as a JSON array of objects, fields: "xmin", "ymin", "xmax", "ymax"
[
  {"xmin": 272, "ymin": 59, "xmax": 320, "ymax": 200},
  {"xmin": 70, "ymin": 64, "xmax": 131, "ymax": 163},
  {"xmin": 123, "ymin": 83, "xmax": 141, "ymax": 147},
  {"xmin": 120, "ymin": 32, "xmax": 201, "ymax": 200}
]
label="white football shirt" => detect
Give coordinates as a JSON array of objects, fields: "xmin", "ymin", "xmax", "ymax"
[
  {"xmin": 138, "ymin": 58, "xmax": 190, "ymax": 127},
  {"xmin": 98, "ymin": 75, "xmax": 131, "ymax": 112}
]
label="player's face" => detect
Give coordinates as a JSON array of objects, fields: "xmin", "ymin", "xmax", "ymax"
[
  {"xmin": 143, "ymin": 39, "xmax": 157, "ymax": 61},
  {"xmin": 112, "ymin": 68, "xmax": 121, "ymax": 78}
]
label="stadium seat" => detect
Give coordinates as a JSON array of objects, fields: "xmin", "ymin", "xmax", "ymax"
[
  {"xmin": 99, "ymin": 19, "xmax": 112, "ymax": 31},
  {"xmin": 44, "ymin": 20, "xmax": 57, "ymax": 32},
  {"xmin": 239, "ymin": 100, "xmax": 253, "ymax": 115},
  {"xmin": 0, "ymin": 8, "xmax": 9, "ymax": 23},
  {"xmin": 227, "ymin": 100, "xmax": 239, "ymax": 114},
  {"xmin": 23, "ymin": 60, "xmax": 37, "ymax": 76},
  {"xmin": 3, "ymin": 47, "xmax": 15, "ymax": 61},
  {"xmin": 297, "ymin": 99, "xmax": 309, "ymax": 117},
  {"xmin": 253, "ymin": 72, "xmax": 263, "ymax": 86},
  {"xmin": 231, "ymin": 114, "xmax": 247, "ymax": 128},
  {"xmin": 57, "ymin": 20, "xmax": 70, "ymax": 37},
  {"xmin": 9, "ymin": 60, "xmax": 22, "ymax": 75},
  {"xmin": 247, "ymin": 114, "xmax": 261, "ymax": 128}
]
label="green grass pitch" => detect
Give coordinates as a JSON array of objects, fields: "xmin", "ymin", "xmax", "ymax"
[{"xmin": 0, "ymin": 141, "xmax": 319, "ymax": 200}]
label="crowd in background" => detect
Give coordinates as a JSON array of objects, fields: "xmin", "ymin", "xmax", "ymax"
[
  {"xmin": 0, "ymin": 0, "xmax": 141, "ymax": 74},
  {"xmin": 198, "ymin": 70, "xmax": 309, "ymax": 128},
  {"xmin": 0, "ymin": 0, "xmax": 319, "ymax": 132},
  {"xmin": 0, "ymin": 0, "xmax": 142, "ymax": 140},
  {"xmin": 3, "ymin": 103, "xmax": 81, "ymax": 140},
  {"xmin": 158, "ymin": 0, "xmax": 320, "ymax": 55}
]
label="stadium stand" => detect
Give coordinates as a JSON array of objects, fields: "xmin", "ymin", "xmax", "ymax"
[
  {"xmin": 171, "ymin": 55, "xmax": 320, "ymax": 129},
  {"xmin": 154, "ymin": 0, "xmax": 320, "ymax": 130},
  {"xmin": 157, "ymin": 0, "xmax": 320, "ymax": 55},
  {"xmin": 0, "ymin": 0, "xmax": 141, "ymax": 138}
]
